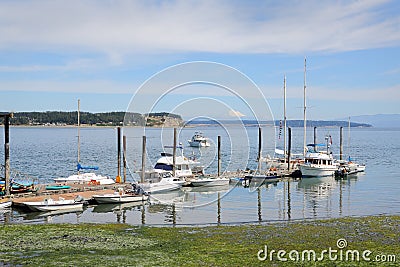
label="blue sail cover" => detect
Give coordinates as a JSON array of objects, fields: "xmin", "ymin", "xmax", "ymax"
[{"xmin": 77, "ymin": 163, "xmax": 99, "ymax": 171}]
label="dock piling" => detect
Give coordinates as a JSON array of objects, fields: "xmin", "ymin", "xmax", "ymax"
[
  {"xmin": 217, "ymin": 136, "xmax": 221, "ymax": 177},
  {"xmin": 173, "ymin": 128, "xmax": 177, "ymax": 177},
  {"xmin": 141, "ymin": 136, "xmax": 146, "ymax": 183},
  {"xmin": 117, "ymin": 127, "xmax": 121, "ymax": 183},
  {"xmin": 287, "ymin": 127, "xmax": 292, "ymax": 171},
  {"xmin": 123, "ymin": 135, "xmax": 127, "ymax": 183}
]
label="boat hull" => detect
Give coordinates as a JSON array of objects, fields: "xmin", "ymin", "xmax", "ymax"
[
  {"xmin": 190, "ymin": 178, "xmax": 230, "ymax": 187},
  {"xmin": 93, "ymin": 194, "xmax": 148, "ymax": 204},
  {"xmin": 0, "ymin": 200, "xmax": 12, "ymax": 209},
  {"xmin": 299, "ymin": 164, "xmax": 337, "ymax": 177},
  {"xmin": 23, "ymin": 201, "xmax": 83, "ymax": 212}
]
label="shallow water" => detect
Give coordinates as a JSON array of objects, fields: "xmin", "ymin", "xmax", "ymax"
[{"xmin": 1, "ymin": 126, "xmax": 399, "ymax": 225}]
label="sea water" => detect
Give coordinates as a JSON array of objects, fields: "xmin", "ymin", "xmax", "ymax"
[{"xmin": 1, "ymin": 126, "xmax": 399, "ymax": 225}]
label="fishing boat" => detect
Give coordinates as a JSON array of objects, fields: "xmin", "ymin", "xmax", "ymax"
[
  {"xmin": 190, "ymin": 177, "xmax": 230, "ymax": 187},
  {"xmin": 93, "ymin": 187, "xmax": 149, "ymax": 204},
  {"xmin": 188, "ymin": 132, "xmax": 210, "ymax": 147},
  {"xmin": 22, "ymin": 196, "xmax": 84, "ymax": 212},
  {"xmin": 53, "ymin": 100, "xmax": 115, "ymax": 185},
  {"xmin": 299, "ymin": 139, "xmax": 339, "ymax": 177}
]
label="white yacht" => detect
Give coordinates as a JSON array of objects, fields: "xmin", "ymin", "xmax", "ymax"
[
  {"xmin": 188, "ymin": 132, "xmax": 210, "ymax": 147},
  {"xmin": 190, "ymin": 177, "xmax": 230, "ymax": 187},
  {"xmin": 138, "ymin": 173, "xmax": 182, "ymax": 194},
  {"xmin": 299, "ymin": 140, "xmax": 339, "ymax": 177},
  {"xmin": 138, "ymin": 151, "xmax": 202, "ymax": 181}
]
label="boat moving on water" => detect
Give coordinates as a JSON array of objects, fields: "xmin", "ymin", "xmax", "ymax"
[{"xmin": 188, "ymin": 132, "xmax": 210, "ymax": 147}]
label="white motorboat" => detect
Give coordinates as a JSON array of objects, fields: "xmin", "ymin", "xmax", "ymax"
[
  {"xmin": 138, "ymin": 151, "xmax": 202, "ymax": 180},
  {"xmin": 188, "ymin": 132, "xmax": 210, "ymax": 147},
  {"xmin": 299, "ymin": 141, "xmax": 339, "ymax": 177},
  {"xmin": 22, "ymin": 196, "xmax": 84, "ymax": 212},
  {"xmin": 0, "ymin": 199, "xmax": 12, "ymax": 209},
  {"xmin": 54, "ymin": 172, "xmax": 115, "ymax": 185},
  {"xmin": 190, "ymin": 177, "xmax": 230, "ymax": 187},
  {"xmin": 93, "ymin": 188, "xmax": 149, "ymax": 204},
  {"xmin": 139, "ymin": 174, "xmax": 182, "ymax": 194}
]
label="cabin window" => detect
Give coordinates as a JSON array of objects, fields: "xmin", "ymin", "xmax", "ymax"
[{"xmin": 154, "ymin": 163, "xmax": 173, "ymax": 171}]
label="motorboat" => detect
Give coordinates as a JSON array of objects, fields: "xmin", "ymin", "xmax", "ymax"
[
  {"xmin": 299, "ymin": 140, "xmax": 339, "ymax": 177},
  {"xmin": 335, "ymin": 159, "xmax": 366, "ymax": 177},
  {"xmin": 22, "ymin": 196, "xmax": 84, "ymax": 212},
  {"xmin": 93, "ymin": 187, "xmax": 149, "ymax": 204},
  {"xmin": 190, "ymin": 177, "xmax": 230, "ymax": 187},
  {"xmin": 188, "ymin": 132, "xmax": 210, "ymax": 147},
  {"xmin": 0, "ymin": 199, "xmax": 12, "ymax": 209},
  {"xmin": 137, "ymin": 150, "xmax": 202, "ymax": 181},
  {"xmin": 138, "ymin": 173, "xmax": 182, "ymax": 194},
  {"xmin": 54, "ymin": 172, "xmax": 115, "ymax": 185}
]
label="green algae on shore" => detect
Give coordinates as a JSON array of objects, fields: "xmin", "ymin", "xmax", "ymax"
[{"xmin": 0, "ymin": 215, "xmax": 398, "ymax": 266}]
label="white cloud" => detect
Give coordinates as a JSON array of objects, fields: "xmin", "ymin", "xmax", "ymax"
[{"xmin": 0, "ymin": 0, "xmax": 398, "ymax": 60}]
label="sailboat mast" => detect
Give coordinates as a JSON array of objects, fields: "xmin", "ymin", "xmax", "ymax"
[
  {"xmin": 77, "ymin": 99, "xmax": 81, "ymax": 174},
  {"xmin": 303, "ymin": 57, "xmax": 307, "ymax": 157},
  {"xmin": 283, "ymin": 75, "xmax": 287, "ymax": 163}
]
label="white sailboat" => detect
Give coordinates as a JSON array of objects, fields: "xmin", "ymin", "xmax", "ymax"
[{"xmin": 54, "ymin": 100, "xmax": 115, "ymax": 185}]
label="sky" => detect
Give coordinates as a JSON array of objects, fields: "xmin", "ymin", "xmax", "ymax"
[{"xmin": 0, "ymin": 0, "xmax": 399, "ymax": 121}]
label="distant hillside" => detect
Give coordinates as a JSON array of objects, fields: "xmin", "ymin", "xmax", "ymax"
[
  {"xmin": 185, "ymin": 119, "xmax": 371, "ymax": 128},
  {"xmin": 0, "ymin": 111, "xmax": 183, "ymax": 127},
  {"xmin": 345, "ymin": 114, "xmax": 400, "ymax": 128}
]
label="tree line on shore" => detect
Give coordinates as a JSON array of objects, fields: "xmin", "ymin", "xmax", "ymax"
[{"xmin": 0, "ymin": 111, "xmax": 183, "ymax": 126}]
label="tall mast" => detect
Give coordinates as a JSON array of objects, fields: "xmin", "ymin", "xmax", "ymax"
[
  {"xmin": 283, "ymin": 75, "xmax": 287, "ymax": 163},
  {"xmin": 303, "ymin": 57, "xmax": 307, "ymax": 157},
  {"xmin": 77, "ymin": 99, "xmax": 81, "ymax": 174}
]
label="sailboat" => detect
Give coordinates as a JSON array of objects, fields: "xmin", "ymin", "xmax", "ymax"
[
  {"xmin": 263, "ymin": 76, "xmax": 302, "ymax": 171},
  {"xmin": 54, "ymin": 100, "xmax": 115, "ymax": 185}
]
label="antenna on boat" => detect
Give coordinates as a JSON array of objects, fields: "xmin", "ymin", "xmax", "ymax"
[
  {"xmin": 77, "ymin": 99, "xmax": 81, "ymax": 175},
  {"xmin": 303, "ymin": 57, "xmax": 307, "ymax": 157},
  {"xmin": 283, "ymin": 75, "xmax": 287, "ymax": 163}
]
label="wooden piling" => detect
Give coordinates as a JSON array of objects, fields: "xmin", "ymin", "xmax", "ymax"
[
  {"xmin": 141, "ymin": 136, "xmax": 146, "ymax": 183},
  {"xmin": 287, "ymin": 127, "xmax": 292, "ymax": 171},
  {"xmin": 217, "ymin": 135, "xmax": 221, "ymax": 177},
  {"xmin": 340, "ymin": 126, "xmax": 343, "ymax": 160},
  {"xmin": 117, "ymin": 127, "xmax": 121, "ymax": 182},
  {"xmin": 4, "ymin": 114, "xmax": 11, "ymax": 196},
  {"xmin": 258, "ymin": 127, "xmax": 262, "ymax": 173},
  {"xmin": 173, "ymin": 128, "xmax": 177, "ymax": 177},
  {"xmin": 123, "ymin": 135, "xmax": 127, "ymax": 183},
  {"xmin": 313, "ymin": 126, "xmax": 317, "ymax": 147}
]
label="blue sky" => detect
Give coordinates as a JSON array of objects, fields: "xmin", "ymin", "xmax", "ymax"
[{"xmin": 0, "ymin": 0, "xmax": 399, "ymax": 120}]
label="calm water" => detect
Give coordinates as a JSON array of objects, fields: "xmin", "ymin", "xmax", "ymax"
[{"xmin": 1, "ymin": 126, "xmax": 400, "ymax": 225}]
